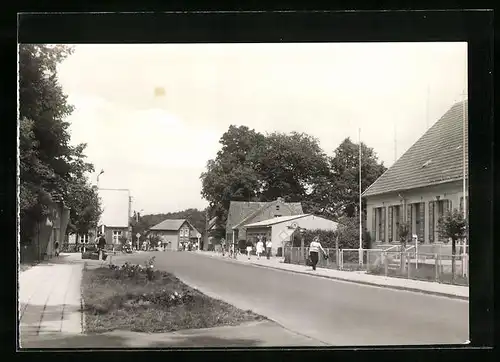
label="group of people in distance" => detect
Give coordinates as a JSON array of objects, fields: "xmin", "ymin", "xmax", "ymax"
[{"xmin": 246, "ymin": 236, "xmax": 273, "ymax": 260}]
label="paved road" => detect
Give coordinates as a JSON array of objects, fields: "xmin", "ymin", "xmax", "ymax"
[{"xmin": 115, "ymin": 251, "xmax": 469, "ymax": 346}]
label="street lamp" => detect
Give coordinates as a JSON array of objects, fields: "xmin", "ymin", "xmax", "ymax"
[
  {"xmin": 97, "ymin": 169, "xmax": 104, "ymax": 188},
  {"xmin": 95, "ymin": 169, "xmax": 104, "ymax": 242}
]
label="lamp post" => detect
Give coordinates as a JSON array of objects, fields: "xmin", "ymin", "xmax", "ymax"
[
  {"xmin": 358, "ymin": 128, "xmax": 363, "ymax": 266},
  {"xmin": 95, "ymin": 169, "xmax": 104, "ymax": 243}
]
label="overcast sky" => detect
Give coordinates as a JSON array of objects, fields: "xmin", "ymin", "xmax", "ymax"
[{"xmin": 57, "ymin": 42, "xmax": 467, "ymax": 215}]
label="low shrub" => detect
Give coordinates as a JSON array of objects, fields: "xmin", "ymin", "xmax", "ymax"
[{"xmin": 82, "ymin": 258, "xmax": 266, "ymax": 333}]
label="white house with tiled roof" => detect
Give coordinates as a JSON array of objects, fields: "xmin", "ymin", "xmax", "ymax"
[
  {"xmin": 226, "ymin": 197, "xmax": 303, "ymax": 245},
  {"xmin": 362, "ymin": 100, "xmax": 468, "ymax": 246},
  {"xmin": 245, "ymin": 214, "xmax": 338, "ymax": 256},
  {"xmin": 149, "ymin": 219, "xmax": 199, "ymax": 251}
]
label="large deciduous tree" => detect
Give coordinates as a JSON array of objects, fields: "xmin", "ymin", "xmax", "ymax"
[
  {"xmin": 19, "ymin": 44, "xmax": 99, "ymax": 243},
  {"xmin": 65, "ymin": 181, "xmax": 102, "ymax": 237},
  {"xmin": 200, "ymin": 125, "xmax": 265, "ymax": 228},
  {"xmin": 256, "ymin": 132, "xmax": 331, "ymax": 203},
  {"xmin": 328, "ymin": 138, "xmax": 387, "ymax": 218}
]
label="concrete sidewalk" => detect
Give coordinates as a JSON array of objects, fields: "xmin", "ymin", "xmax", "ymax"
[
  {"xmin": 196, "ymin": 251, "xmax": 469, "ymax": 300},
  {"xmin": 20, "ymin": 320, "xmax": 325, "ymax": 348},
  {"xmin": 18, "ymin": 256, "xmax": 84, "ymax": 347}
]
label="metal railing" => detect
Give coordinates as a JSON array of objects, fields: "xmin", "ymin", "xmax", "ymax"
[
  {"xmin": 366, "ymin": 250, "xmax": 469, "ymax": 286},
  {"xmin": 283, "ymin": 245, "xmax": 468, "ymax": 286}
]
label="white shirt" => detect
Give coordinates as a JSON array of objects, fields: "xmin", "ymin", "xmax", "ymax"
[
  {"xmin": 256, "ymin": 241, "xmax": 264, "ymax": 252},
  {"xmin": 309, "ymin": 241, "xmax": 323, "ymax": 253},
  {"xmin": 266, "ymin": 241, "xmax": 272, "ymax": 248}
]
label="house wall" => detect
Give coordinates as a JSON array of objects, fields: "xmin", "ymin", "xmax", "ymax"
[
  {"xmin": 151, "ymin": 230, "xmax": 179, "ymax": 250},
  {"xmin": 365, "ymin": 180, "xmax": 466, "ymax": 245},
  {"xmin": 246, "ymin": 216, "xmax": 338, "ymax": 255},
  {"xmin": 236, "ymin": 200, "xmax": 297, "ymax": 241},
  {"xmin": 103, "ymin": 227, "xmax": 129, "ymax": 246},
  {"xmin": 246, "ymin": 227, "xmax": 272, "ymax": 245},
  {"xmin": 24, "ymin": 203, "xmax": 70, "ymax": 260},
  {"xmin": 270, "ymin": 215, "xmax": 338, "ymax": 254}
]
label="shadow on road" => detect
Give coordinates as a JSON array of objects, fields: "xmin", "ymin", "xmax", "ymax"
[
  {"xmin": 20, "ymin": 334, "xmax": 129, "ymax": 349},
  {"xmin": 20, "ymin": 333, "xmax": 261, "ymax": 349}
]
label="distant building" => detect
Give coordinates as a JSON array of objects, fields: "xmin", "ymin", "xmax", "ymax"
[
  {"xmin": 245, "ymin": 214, "xmax": 338, "ymax": 256},
  {"xmin": 362, "ymin": 100, "xmax": 468, "ymax": 249},
  {"xmin": 149, "ymin": 219, "xmax": 199, "ymax": 251},
  {"xmin": 20, "ymin": 198, "xmax": 70, "ymax": 262},
  {"xmin": 226, "ymin": 197, "xmax": 303, "ymax": 244},
  {"xmin": 97, "ymin": 188, "xmax": 131, "ymax": 247}
]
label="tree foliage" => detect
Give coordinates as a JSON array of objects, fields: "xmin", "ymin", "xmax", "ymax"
[
  {"xmin": 438, "ymin": 209, "xmax": 467, "ymax": 253},
  {"xmin": 398, "ymin": 221, "xmax": 410, "ymax": 248},
  {"xmin": 200, "ymin": 127, "xmax": 386, "ymax": 229},
  {"xmin": 19, "ymin": 44, "xmax": 100, "ymax": 242},
  {"xmin": 65, "ymin": 182, "xmax": 102, "ymax": 236},
  {"xmin": 327, "ymin": 138, "xmax": 387, "ymax": 218}
]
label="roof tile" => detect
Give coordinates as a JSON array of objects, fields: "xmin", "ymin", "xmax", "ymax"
[{"xmin": 362, "ymin": 100, "xmax": 468, "ymax": 197}]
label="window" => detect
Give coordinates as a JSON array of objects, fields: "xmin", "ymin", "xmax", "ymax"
[
  {"xmin": 80, "ymin": 234, "xmax": 89, "ymax": 243},
  {"xmin": 276, "ymin": 205, "xmax": 280, "ymax": 211},
  {"xmin": 388, "ymin": 206, "xmax": 393, "ymax": 242},
  {"xmin": 113, "ymin": 230, "xmax": 122, "ymax": 244},
  {"xmin": 274, "ymin": 214, "xmax": 282, "ymax": 218},
  {"xmin": 373, "ymin": 207, "xmax": 386, "ymax": 242}
]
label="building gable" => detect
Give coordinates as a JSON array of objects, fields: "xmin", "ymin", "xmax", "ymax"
[{"xmin": 362, "ymin": 100, "xmax": 468, "ymax": 198}]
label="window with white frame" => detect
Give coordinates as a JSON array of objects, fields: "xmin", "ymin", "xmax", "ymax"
[
  {"xmin": 113, "ymin": 230, "xmax": 122, "ymax": 244},
  {"xmin": 80, "ymin": 234, "xmax": 89, "ymax": 243}
]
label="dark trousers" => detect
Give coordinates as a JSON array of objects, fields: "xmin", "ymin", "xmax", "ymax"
[
  {"xmin": 310, "ymin": 251, "xmax": 319, "ymax": 270},
  {"xmin": 266, "ymin": 247, "xmax": 271, "ymax": 259}
]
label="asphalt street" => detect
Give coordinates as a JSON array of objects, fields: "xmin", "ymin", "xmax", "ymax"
[{"xmin": 115, "ymin": 251, "xmax": 469, "ymax": 346}]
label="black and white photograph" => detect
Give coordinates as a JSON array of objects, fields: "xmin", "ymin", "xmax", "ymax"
[{"xmin": 18, "ymin": 38, "xmax": 472, "ymax": 348}]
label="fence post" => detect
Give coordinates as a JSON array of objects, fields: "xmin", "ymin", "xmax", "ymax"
[
  {"xmin": 407, "ymin": 252, "xmax": 411, "ymax": 279},
  {"xmin": 434, "ymin": 253, "xmax": 439, "ymax": 281},
  {"xmin": 384, "ymin": 252, "xmax": 388, "ymax": 276}
]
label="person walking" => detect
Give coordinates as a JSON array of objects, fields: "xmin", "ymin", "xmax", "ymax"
[
  {"xmin": 54, "ymin": 241, "xmax": 60, "ymax": 257},
  {"xmin": 221, "ymin": 239, "xmax": 226, "ymax": 257},
  {"xmin": 246, "ymin": 240, "xmax": 253, "ymax": 260},
  {"xmin": 97, "ymin": 233, "xmax": 106, "ymax": 260},
  {"xmin": 256, "ymin": 237, "xmax": 264, "ymax": 260},
  {"xmin": 308, "ymin": 236, "xmax": 326, "ymax": 271},
  {"xmin": 265, "ymin": 238, "xmax": 272, "ymax": 259}
]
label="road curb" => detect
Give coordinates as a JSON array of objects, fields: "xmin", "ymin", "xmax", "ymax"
[{"xmin": 195, "ymin": 252, "xmax": 469, "ymax": 301}]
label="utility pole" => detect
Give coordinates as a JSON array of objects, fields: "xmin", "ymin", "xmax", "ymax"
[
  {"xmin": 205, "ymin": 208, "xmax": 209, "ymax": 252},
  {"xmin": 358, "ymin": 128, "xmax": 363, "ymax": 266},
  {"xmin": 426, "ymin": 84, "xmax": 430, "ymax": 130},
  {"xmin": 394, "ymin": 123, "xmax": 397, "ymax": 163}
]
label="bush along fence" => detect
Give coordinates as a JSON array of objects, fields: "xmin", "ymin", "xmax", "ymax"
[{"xmin": 283, "ymin": 245, "xmax": 469, "ymax": 286}]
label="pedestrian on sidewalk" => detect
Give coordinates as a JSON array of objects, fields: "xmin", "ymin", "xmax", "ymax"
[
  {"xmin": 97, "ymin": 234, "xmax": 106, "ymax": 260},
  {"xmin": 266, "ymin": 239, "xmax": 272, "ymax": 260},
  {"xmin": 256, "ymin": 237, "xmax": 264, "ymax": 259},
  {"xmin": 246, "ymin": 240, "xmax": 253, "ymax": 260},
  {"xmin": 308, "ymin": 236, "xmax": 326, "ymax": 271},
  {"xmin": 54, "ymin": 241, "xmax": 60, "ymax": 257}
]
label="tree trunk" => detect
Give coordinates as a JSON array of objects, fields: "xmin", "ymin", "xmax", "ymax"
[{"xmin": 451, "ymin": 238, "xmax": 456, "ymax": 283}]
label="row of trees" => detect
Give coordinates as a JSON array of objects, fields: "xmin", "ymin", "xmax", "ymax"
[
  {"xmin": 200, "ymin": 125, "xmax": 387, "ymax": 236},
  {"xmin": 19, "ymin": 44, "xmax": 102, "ymax": 245}
]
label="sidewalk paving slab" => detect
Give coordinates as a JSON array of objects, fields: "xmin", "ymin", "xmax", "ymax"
[
  {"xmin": 19, "ymin": 256, "xmax": 84, "ymax": 347},
  {"xmin": 195, "ymin": 251, "xmax": 469, "ymax": 300}
]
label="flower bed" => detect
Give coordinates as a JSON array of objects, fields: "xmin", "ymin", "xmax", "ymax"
[{"xmin": 82, "ymin": 257, "xmax": 265, "ymax": 333}]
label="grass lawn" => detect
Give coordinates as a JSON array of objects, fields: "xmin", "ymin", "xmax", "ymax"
[{"xmin": 82, "ymin": 265, "xmax": 265, "ymax": 334}]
